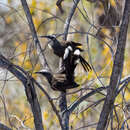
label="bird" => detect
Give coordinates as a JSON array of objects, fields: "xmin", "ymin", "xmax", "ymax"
[
  {"xmin": 42, "ymin": 35, "xmax": 92, "ymax": 74},
  {"xmin": 35, "ymin": 70, "xmax": 79, "ymax": 92}
]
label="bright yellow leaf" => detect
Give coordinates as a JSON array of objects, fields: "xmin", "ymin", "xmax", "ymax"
[
  {"xmin": 110, "ymin": 0, "xmax": 116, "ymax": 7},
  {"xmin": 43, "ymin": 111, "xmax": 49, "ymax": 120}
]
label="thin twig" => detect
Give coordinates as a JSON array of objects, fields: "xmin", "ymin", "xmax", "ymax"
[
  {"xmin": 0, "ymin": 122, "xmax": 12, "ymax": 130},
  {"xmin": 20, "ymin": 0, "xmax": 50, "ymax": 71},
  {"xmin": 63, "ymin": 0, "xmax": 80, "ymax": 40},
  {"xmin": 0, "ymin": 54, "xmax": 43, "ymax": 130},
  {"xmin": 68, "ymin": 87, "xmax": 107, "ymax": 113}
]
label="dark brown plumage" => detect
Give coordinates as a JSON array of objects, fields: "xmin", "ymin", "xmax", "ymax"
[
  {"xmin": 38, "ymin": 35, "xmax": 91, "ymax": 92},
  {"xmin": 35, "ymin": 70, "xmax": 79, "ymax": 92}
]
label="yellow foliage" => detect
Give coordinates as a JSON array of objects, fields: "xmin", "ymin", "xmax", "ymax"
[
  {"xmin": 24, "ymin": 116, "xmax": 34, "ymax": 128},
  {"xmin": 21, "ymin": 43, "xmax": 27, "ymax": 51},
  {"xmin": 96, "ymin": 8, "xmax": 104, "ymax": 16},
  {"xmin": 15, "ymin": 41, "xmax": 20, "ymax": 47},
  {"xmin": 23, "ymin": 60, "xmax": 32, "ymax": 70},
  {"xmin": 87, "ymin": 70, "xmax": 93, "ymax": 80},
  {"xmin": 102, "ymin": 46, "xmax": 110, "ymax": 56},
  {"xmin": 123, "ymin": 60, "xmax": 130, "ymax": 75},
  {"xmin": 70, "ymin": 94, "xmax": 79, "ymax": 103},
  {"xmin": 124, "ymin": 91, "xmax": 130, "ymax": 101},
  {"xmin": 30, "ymin": 0, "xmax": 36, "ymax": 14},
  {"xmin": 109, "ymin": 0, "xmax": 116, "ymax": 7},
  {"xmin": 33, "ymin": 17, "xmax": 40, "ymax": 29},
  {"xmin": 43, "ymin": 111, "xmax": 49, "ymax": 120},
  {"xmin": 38, "ymin": 1, "xmax": 45, "ymax": 10},
  {"xmin": 115, "ymin": 94, "xmax": 122, "ymax": 104},
  {"xmin": 70, "ymin": 114, "xmax": 79, "ymax": 127},
  {"xmin": 17, "ymin": 55, "xmax": 25, "ymax": 64},
  {"xmin": 95, "ymin": 2, "xmax": 104, "ymax": 16},
  {"xmin": 101, "ymin": 28, "xmax": 111, "ymax": 36},
  {"xmin": 43, "ymin": 125, "xmax": 47, "ymax": 130},
  {"xmin": 115, "ymin": 27, "xmax": 120, "ymax": 33},
  {"xmin": 5, "ymin": 16, "xmax": 12, "ymax": 24},
  {"xmin": 8, "ymin": 0, "xmax": 11, "ymax": 3}
]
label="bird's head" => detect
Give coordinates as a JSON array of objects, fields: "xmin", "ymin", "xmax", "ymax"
[
  {"xmin": 42, "ymin": 35, "xmax": 57, "ymax": 42},
  {"xmin": 42, "ymin": 35, "xmax": 62, "ymax": 50}
]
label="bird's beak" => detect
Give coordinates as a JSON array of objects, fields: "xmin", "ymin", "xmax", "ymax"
[{"xmin": 41, "ymin": 35, "xmax": 55, "ymax": 40}]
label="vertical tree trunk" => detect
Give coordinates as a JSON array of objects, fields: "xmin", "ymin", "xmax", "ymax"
[
  {"xmin": 59, "ymin": 92, "xmax": 69, "ymax": 130},
  {"xmin": 96, "ymin": 0, "xmax": 130, "ymax": 129}
]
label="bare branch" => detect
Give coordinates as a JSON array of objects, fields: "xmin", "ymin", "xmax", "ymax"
[
  {"xmin": 33, "ymin": 80, "xmax": 64, "ymax": 129},
  {"xmin": 63, "ymin": 0, "xmax": 80, "ymax": 40},
  {"xmin": 68, "ymin": 87, "xmax": 107, "ymax": 113},
  {"xmin": 56, "ymin": 0, "xmax": 64, "ymax": 13},
  {"xmin": 116, "ymin": 76, "xmax": 130, "ymax": 96},
  {"xmin": 0, "ymin": 122, "xmax": 12, "ymax": 130},
  {"xmin": 0, "ymin": 54, "xmax": 43, "ymax": 130},
  {"xmin": 20, "ymin": 0, "xmax": 50, "ymax": 71},
  {"xmin": 79, "ymin": 98, "xmax": 105, "ymax": 114},
  {"xmin": 67, "ymin": 75, "xmax": 130, "ymax": 115}
]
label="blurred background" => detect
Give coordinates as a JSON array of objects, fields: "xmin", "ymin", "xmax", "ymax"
[{"xmin": 0, "ymin": 0, "xmax": 129, "ymax": 129}]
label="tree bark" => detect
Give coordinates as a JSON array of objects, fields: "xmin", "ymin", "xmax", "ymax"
[
  {"xmin": 0, "ymin": 122, "xmax": 12, "ymax": 130},
  {"xmin": 0, "ymin": 55, "xmax": 44, "ymax": 130},
  {"xmin": 96, "ymin": 0, "xmax": 130, "ymax": 129},
  {"xmin": 59, "ymin": 92, "xmax": 70, "ymax": 130}
]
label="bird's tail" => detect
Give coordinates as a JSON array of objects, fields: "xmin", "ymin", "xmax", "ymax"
[{"xmin": 79, "ymin": 56, "xmax": 92, "ymax": 72}]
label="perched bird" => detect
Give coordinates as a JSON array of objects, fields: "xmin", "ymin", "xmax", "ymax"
[
  {"xmin": 36, "ymin": 36, "xmax": 91, "ymax": 92},
  {"xmin": 43, "ymin": 35, "xmax": 92, "ymax": 74},
  {"xmin": 35, "ymin": 70, "xmax": 79, "ymax": 92}
]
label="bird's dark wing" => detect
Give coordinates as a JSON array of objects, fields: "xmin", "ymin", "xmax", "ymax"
[
  {"xmin": 70, "ymin": 41, "xmax": 82, "ymax": 46},
  {"xmin": 79, "ymin": 56, "xmax": 92, "ymax": 72},
  {"xmin": 42, "ymin": 35, "xmax": 65, "ymax": 57}
]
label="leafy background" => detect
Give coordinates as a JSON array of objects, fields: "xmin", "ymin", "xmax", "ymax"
[{"xmin": 0, "ymin": 0, "xmax": 129, "ymax": 129}]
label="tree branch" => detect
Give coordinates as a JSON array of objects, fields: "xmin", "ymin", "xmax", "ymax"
[
  {"xmin": 20, "ymin": 0, "xmax": 50, "ymax": 71},
  {"xmin": 68, "ymin": 87, "xmax": 107, "ymax": 113},
  {"xmin": 96, "ymin": 0, "xmax": 130, "ymax": 129},
  {"xmin": 0, "ymin": 54, "xmax": 43, "ymax": 130},
  {"xmin": 0, "ymin": 122, "xmax": 12, "ymax": 130},
  {"xmin": 33, "ymin": 80, "xmax": 64, "ymax": 129},
  {"xmin": 67, "ymin": 75, "xmax": 130, "ymax": 114},
  {"xmin": 63, "ymin": 0, "xmax": 80, "ymax": 40}
]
